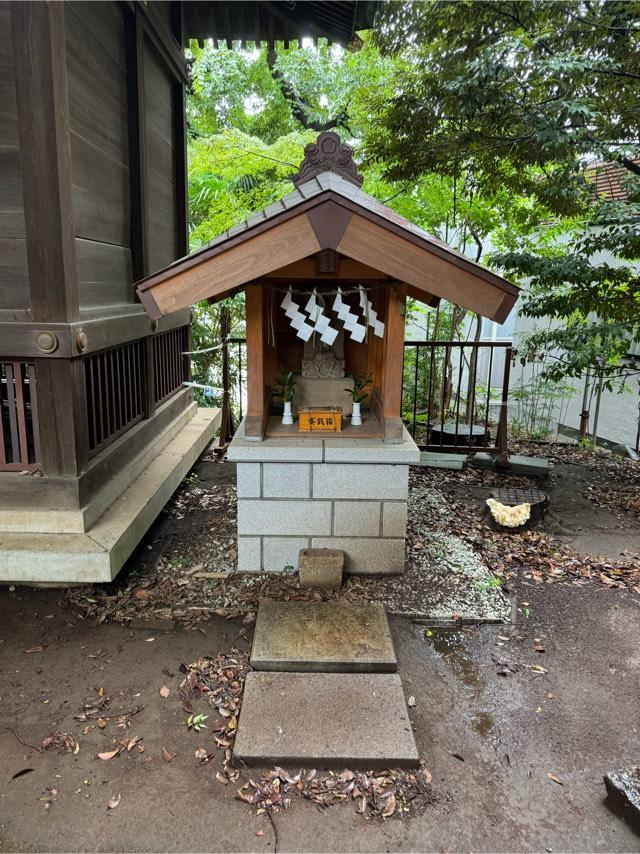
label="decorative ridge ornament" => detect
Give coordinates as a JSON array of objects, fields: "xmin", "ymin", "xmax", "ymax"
[{"xmin": 292, "ymin": 131, "xmax": 364, "ymax": 188}]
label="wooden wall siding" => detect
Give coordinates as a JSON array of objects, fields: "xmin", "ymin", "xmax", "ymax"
[
  {"xmin": 144, "ymin": 42, "xmax": 178, "ymax": 273},
  {"xmin": 0, "ymin": 6, "xmax": 28, "ymax": 312},
  {"xmin": 0, "ymin": 361, "xmax": 40, "ymax": 471},
  {"xmin": 65, "ymin": 2, "xmax": 134, "ymax": 309}
]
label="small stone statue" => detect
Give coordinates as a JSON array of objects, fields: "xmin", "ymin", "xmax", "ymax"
[{"xmin": 301, "ymin": 334, "xmax": 345, "ymax": 379}]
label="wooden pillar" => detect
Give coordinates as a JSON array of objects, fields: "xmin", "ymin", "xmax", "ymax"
[
  {"xmin": 12, "ymin": 2, "xmax": 89, "ymax": 477},
  {"xmin": 12, "ymin": 1, "xmax": 78, "ymax": 323},
  {"xmin": 244, "ymin": 285, "xmax": 268, "ymax": 438},
  {"xmin": 379, "ymin": 283, "xmax": 407, "ymax": 443},
  {"xmin": 34, "ymin": 360, "xmax": 89, "ymax": 477}
]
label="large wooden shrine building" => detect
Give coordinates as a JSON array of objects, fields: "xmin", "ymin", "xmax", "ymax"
[{"xmin": 0, "ymin": 1, "xmax": 377, "ymax": 583}]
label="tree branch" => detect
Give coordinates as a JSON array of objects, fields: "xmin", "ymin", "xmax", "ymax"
[{"xmin": 266, "ymin": 49, "xmax": 352, "ymax": 134}]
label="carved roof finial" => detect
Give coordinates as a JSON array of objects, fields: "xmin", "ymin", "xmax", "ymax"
[{"xmin": 292, "ymin": 131, "xmax": 364, "ymax": 188}]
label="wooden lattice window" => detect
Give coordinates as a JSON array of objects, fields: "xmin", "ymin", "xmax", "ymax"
[
  {"xmin": 85, "ymin": 340, "xmax": 146, "ymax": 455},
  {"xmin": 0, "ymin": 361, "xmax": 40, "ymax": 471}
]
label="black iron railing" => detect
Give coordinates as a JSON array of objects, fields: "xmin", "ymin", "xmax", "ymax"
[
  {"xmin": 220, "ymin": 337, "xmax": 513, "ymax": 457},
  {"xmin": 402, "ymin": 340, "xmax": 513, "ymax": 456}
]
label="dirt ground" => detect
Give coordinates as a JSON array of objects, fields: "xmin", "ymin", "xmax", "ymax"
[{"xmin": 1, "ymin": 451, "xmax": 639, "ymax": 853}]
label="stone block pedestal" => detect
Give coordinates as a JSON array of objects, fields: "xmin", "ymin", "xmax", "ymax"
[{"xmin": 228, "ymin": 419, "xmax": 420, "ymax": 574}]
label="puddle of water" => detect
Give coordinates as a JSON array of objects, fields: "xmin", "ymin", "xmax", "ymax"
[{"xmin": 424, "ymin": 626, "xmax": 496, "ymax": 741}]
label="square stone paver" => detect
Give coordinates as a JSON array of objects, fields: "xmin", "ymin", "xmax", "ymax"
[
  {"xmin": 250, "ymin": 600, "xmax": 397, "ymax": 672},
  {"xmin": 234, "ymin": 671, "xmax": 419, "ymax": 768}
]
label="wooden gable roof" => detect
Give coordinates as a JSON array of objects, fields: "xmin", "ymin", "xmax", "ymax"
[{"xmin": 136, "ymin": 170, "xmax": 519, "ymax": 324}]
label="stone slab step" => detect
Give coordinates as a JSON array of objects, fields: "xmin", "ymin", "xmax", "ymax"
[
  {"xmin": 416, "ymin": 451, "xmax": 465, "ymax": 470},
  {"xmin": 234, "ymin": 672, "xmax": 419, "ymax": 768},
  {"xmin": 250, "ymin": 600, "xmax": 397, "ymax": 672},
  {"xmin": 471, "ymin": 451, "xmax": 550, "ymax": 476}
]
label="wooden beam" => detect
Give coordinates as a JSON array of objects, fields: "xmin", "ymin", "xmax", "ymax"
[
  {"xmin": 0, "ymin": 309, "xmax": 191, "ymax": 360},
  {"xmin": 406, "ymin": 283, "xmax": 440, "ymax": 309},
  {"xmin": 244, "ymin": 285, "xmax": 269, "ymax": 439},
  {"xmin": 379, "ymin": 283, "xmax": 407, "ymax": 443},
  {"xmin": 11, "ymin": 1, "xmax": 78, "ymax": 323},
  {"xmin": 126, "ymin": 8, "xmax": 149, "ymax": 281},
  {"xmin": 338, "ymin": 215, "xmax": 509, "ymax": 321},
  {"xmin": 35, "ymin": 359, "xmax": 88, "ymax": 477},
  {"xmin": 173, "ymin": 78, "xmax": 189, "ymax": 260},
  {"xmin": 135, "ymin": 0, "xmax": 189, "ymax": 82},
  {"xmin": 264, "ymin": 256, "xmax": 387, "ymax": 280}
]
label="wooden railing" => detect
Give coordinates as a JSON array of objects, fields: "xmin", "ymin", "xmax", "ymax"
[
  {"xmin": 85, "ymin": 325, "xmax": 190, "ymax": 457},
  {"xmin": 153, "ymin": 326, "xmax": 190, "ymax": 405},
  {"xmin": 0, "ymin": 361, "xmax": 40, "ymax": 471},
  {"xmin": 85, "ymin": 339, "xmax": 146, "ymax": 455}
]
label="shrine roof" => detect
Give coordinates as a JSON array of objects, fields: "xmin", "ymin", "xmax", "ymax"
[{"xmin": 136, "ymin": 137, "xmax": 519, "ymax": 324}]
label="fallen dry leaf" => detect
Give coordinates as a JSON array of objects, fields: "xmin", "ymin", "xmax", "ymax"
[
  {"xmin": 98, "ymin": 749, "xmax": 119, "ymax": 761},
  {"xmin": 10, "ymin": 768, "xmax": 34, "ymax": 781},
  {"xmin": 162, "ymin": 747, "xmax": 175, "ymax": 763},
  {"xmin": 24, "ymin": 645, "xmax": 44, "ymax": 654},
  {"xmin": 547, "ymin": 773, "xmax": 563, "ymax": 785},
  {"xmin": 381, "ymin": 793, "xmax": 397, "ymax": 817},
  {"xmin": 159, "ymin": 685, "xmax": 170, "ymax": 699}
]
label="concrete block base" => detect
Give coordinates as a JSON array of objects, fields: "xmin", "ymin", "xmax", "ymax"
[
  {"xmin": 229, "ymin": 419, "xmax": 420, "ymax": 575},
  {"xmin": 0, "ymin": 407, "xmax": 220, "ymax": 584},
  {"xmin": 298, "ymin": 548, "xmax": 343, "ymax": 590},
  {"xmin": 250, "ymin": 600, "xmax": 397, "ymax": 673},
  {"xmin": 234, "ymin": 671, "xmax": 419, "ymax": 768}
]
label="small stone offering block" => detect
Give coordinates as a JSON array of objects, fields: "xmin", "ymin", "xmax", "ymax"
[{"xmin": 299, "ymin": 547, "xmax": 343, "ymax": 590}]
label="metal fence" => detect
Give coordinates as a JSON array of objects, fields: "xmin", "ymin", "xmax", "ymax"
[
  {"xmin": 402, "ymin": 340, "xmax": 513, "ymax": 455},
  {"xmin": 220, "ymin": 337, "xmax": 513, "ymax": 456}
]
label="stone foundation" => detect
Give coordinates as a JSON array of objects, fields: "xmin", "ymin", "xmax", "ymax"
[{"xmin": 228, "ymin": 419, "xmax": 420, "ymax": 574}]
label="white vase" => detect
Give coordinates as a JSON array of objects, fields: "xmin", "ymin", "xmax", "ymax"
[
  {"xmin": 351, "ymin": 401, "xmax": 362, "ymax": 426},
  {"xmin": 282, "ymin": 400, "xmax": 294, "ymax": 425}
]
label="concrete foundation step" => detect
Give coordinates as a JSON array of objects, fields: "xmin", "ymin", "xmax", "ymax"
[
  {"xmin": 250, "ymin": 600, "xmax": 397, "ymax": 673},
  {"xmin": 234, "ymin": 671, "xmax": 419, "ymax": 768}
]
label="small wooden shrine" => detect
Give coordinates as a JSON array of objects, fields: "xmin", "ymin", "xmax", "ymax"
[{"xmin": 137, "ymin": 132, "xmax": 518, "ymax": 444}]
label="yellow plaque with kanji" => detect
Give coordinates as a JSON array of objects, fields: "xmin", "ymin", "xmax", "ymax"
[{"xmin": 298, "ymin": 406, "xmax": 343, "ymax": 432}]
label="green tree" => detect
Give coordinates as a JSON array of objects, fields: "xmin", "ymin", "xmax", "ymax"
[{"xmin": 368, "ymin": 0, "xmax": 640, "ymax": 440}]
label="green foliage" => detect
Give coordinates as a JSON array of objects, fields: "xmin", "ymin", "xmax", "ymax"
[
  {"xmin": 185, "ymin": 713, "xmax": 208, "ymax": 732},
  {"xmin": 345, "ymin": 374, "xmax": 372, "ymax": 404},
  {"xmin": 274, "ymin": 368, "xmax": 296, "ymax": 403},
  {"xmin": 370, "ymin": 1, "xmax": 640, "ymax": 214},
  {"xmin": 368, "ymin": 1, "xmax": 640, "ymax": 411}
]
